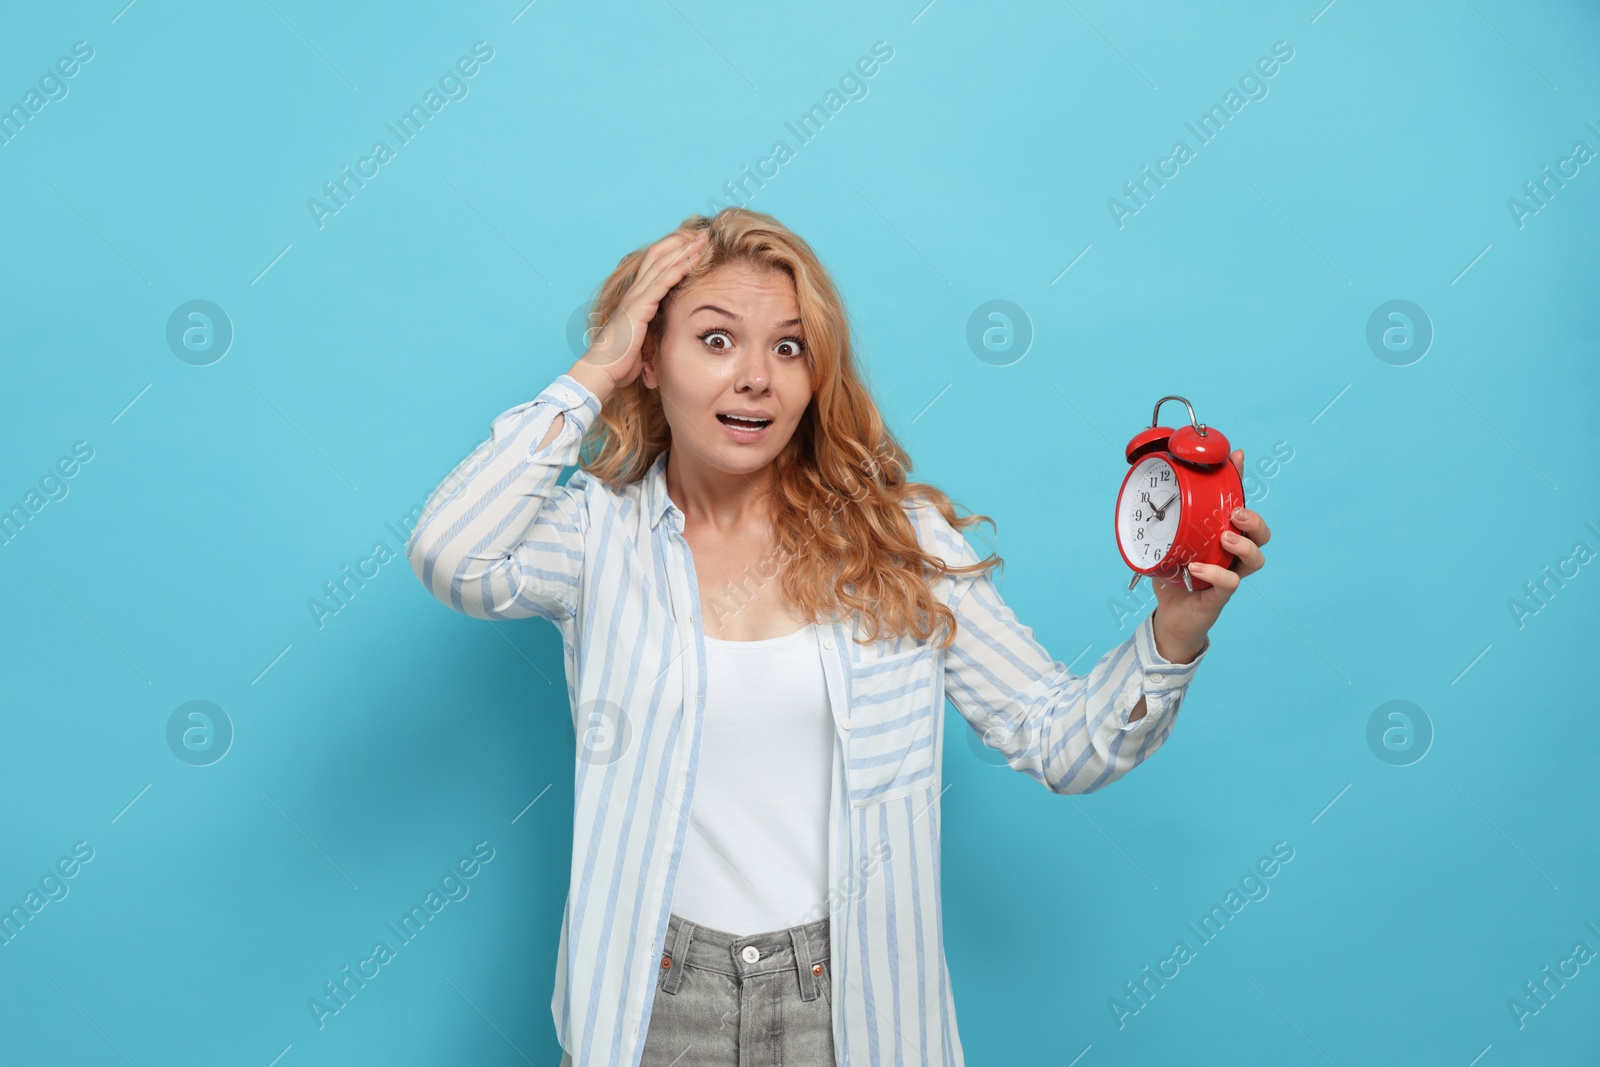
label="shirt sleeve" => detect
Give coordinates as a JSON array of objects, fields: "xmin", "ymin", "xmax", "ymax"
[
  {"xmin": 406, "ymin": 373, "xmax": 603, "ymax": 623},
  {"xmin": 921, "ymin": 504, "xmax": 1207, "ymax": 794}
]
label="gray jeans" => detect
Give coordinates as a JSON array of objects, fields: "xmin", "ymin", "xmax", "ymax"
[{"xmin": 637, "ymin": 910, "xmax": 835, "ymax": 1066}]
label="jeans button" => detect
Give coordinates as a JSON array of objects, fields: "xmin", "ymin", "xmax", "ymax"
[{"xmin": 740, "ymin": 945, "xmax": 761, "ymax": 964}]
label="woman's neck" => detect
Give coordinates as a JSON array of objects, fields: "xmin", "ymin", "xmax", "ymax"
[{"xmin": 664, "ymin": 450, "xmax": 777, "ymax": 533}]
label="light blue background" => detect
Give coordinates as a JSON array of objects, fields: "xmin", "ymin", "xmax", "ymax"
[{"xmin": 2, "ymin": 1, "xmax": 1597, "ymax": 1064}]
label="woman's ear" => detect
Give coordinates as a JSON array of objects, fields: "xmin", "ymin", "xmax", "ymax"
[{"xmin": 640, "ymin": 327, "xmax": 667, "ymax": 389}]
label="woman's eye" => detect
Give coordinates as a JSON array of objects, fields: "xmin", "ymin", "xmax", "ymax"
[{"xmin": 698, "ymin": 329, "xmax": 804, "ymax": 358}]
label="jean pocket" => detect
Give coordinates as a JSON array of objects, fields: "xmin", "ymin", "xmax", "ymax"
[{"xmin": 847, "ymin": 644, "xmax": 938, "ymax": 807}]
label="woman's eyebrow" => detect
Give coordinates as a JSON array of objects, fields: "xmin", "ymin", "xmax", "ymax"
[{"xmin": 688, "ymin": 304, "xmax": 802, "ymax": 329}]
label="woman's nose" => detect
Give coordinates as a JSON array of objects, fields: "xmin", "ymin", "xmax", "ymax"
[{"xmin": 735, "ymin": 352, "xmax": 771, "ymax": 392}]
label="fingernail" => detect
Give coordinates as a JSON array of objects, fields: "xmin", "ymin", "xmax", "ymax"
[
  {"xmin": 1222, "ymin": 531, "xmax": 1238, "ymax": 543},
  {"xmin": 1188, "ymin": 562, "xmax": 1203, "ymax": 571},
  {"xmin": 1232, "ymin": 507, "xmax": 1247, "ymax": 521}
]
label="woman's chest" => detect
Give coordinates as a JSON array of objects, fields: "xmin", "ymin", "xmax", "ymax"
[
  {"xmin": 682, "ymin": 529, "xmax": 807, "ymax": 641},
  {"xmin": 580, "ymin": 516, "xmax": 946, "ymax": 809}
]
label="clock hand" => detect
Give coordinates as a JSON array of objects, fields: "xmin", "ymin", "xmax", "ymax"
[{"xmin": 1151, "ymin": 492, "xmax": 1178, "ymax": 520}]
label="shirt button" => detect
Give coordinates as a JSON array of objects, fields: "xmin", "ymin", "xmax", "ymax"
[
  {"xmin": 740, "ymin": 945, "xmax": 761, "ymax": 964},
  {"xmin": 840, "ymin": 717, "xmax": 852, "ymax": 730},
  {"xmin": 822, "ymin": 638, "xmax": 834, "ymax": 649}
]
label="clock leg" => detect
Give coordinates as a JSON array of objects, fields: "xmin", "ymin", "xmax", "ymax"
[
  {"xmin": 1180, "ymin": 567, "xmax": 1194, "ymax": 593},
  {"xmin": 1127, "ymin": 573, "xmax": 1142, "ymax": 591}
]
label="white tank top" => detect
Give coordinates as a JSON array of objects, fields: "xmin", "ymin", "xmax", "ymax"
[{"xmin": 668, "ymin": 621, "xmax": 833, "ymax": 936}]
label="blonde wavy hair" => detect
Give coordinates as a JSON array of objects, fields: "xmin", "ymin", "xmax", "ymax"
[{"xmin": 575, "ymin": 207, "xmax": 1000, "ymax": 649}]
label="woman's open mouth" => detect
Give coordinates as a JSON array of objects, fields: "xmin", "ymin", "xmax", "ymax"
[{"xmin": 716, "ymin": 413, "xmax": 773, "ymax": 441}]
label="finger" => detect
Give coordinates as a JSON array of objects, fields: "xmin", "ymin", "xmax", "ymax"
[
  {"xmin": 1187, "ymin": 560, "xmax": 1240, "ymax": 593},
  {"xmin": 624, "ymin": 247, "xmax": 700, "ymax": 323},
  {"xmin": 637, "ymin": 230, "xmax": 707, "ymax": 295},
  {"xmin": 1230, "ymin": 448, "xmax": 1244, "ymax": 480},
  {"xmin": 1229, "ymin": 505, "xmax": 1271, "ymax": 547},
  {"xmin": 632, "ymin": 229, "xmax": 705, "ymax": 291},
  {"xmin": 1220, "ymin": 528, "xmax": 1265, "ymax": 578},
  {"xmin": 643, "ymin": 227, "xmax": 703, "ymax": 262},
  {"xmin": 632, "ymin": 231, "xmax": 691, "ymax": 280},
  {"xmin": 637, "ymin": 229, "xmax": 702, "ymax": 279}
]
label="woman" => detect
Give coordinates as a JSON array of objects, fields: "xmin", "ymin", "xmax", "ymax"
[{"xmin": 405, "ymin": 208, "xmax": 1270, "ymax": 1066}]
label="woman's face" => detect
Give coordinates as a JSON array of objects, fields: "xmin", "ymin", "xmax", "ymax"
[{"xmin": 642, "ymin": 262, "xmax": 814, "ymax": 477}]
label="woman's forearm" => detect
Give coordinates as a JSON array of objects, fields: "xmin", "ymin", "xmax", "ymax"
[{"xmin": 534, "ymin": 361, "xmax": 613, "ymax": 452}]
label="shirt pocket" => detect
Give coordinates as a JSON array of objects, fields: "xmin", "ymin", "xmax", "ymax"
[{"xmin": 846, "ymin": 644, "xmax": 939, "ymax": 808}]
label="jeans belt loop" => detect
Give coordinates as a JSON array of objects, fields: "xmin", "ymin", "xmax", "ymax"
[
  {"xmin": 661, "ymin": 917, "xmax": 695, "ymax": 995},
  {"xmin": 790, "ymin": 924, "xmax": 818, "ymax": 1001}
]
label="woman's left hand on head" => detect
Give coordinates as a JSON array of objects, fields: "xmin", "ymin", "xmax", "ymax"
[{"xmin": 1149, "ymin": 448, "xmax": 1271, "ymax": 662}]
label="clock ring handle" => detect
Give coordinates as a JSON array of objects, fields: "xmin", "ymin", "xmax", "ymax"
[{"xmin": 1150, "ymin": 395, "xmax": 1209, "ymax": 437}]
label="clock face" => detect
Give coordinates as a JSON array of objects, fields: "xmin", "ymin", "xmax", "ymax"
[{"xmin": 1118, "ymin": 455, "xmax": 1180, "ymax": 568}]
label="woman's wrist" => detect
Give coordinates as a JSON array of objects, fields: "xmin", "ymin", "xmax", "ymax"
[
  {"xmin": 565, "ymin": 360, "xmax": 616, "ymax": 404},
  {"xmin": 1151, "ymin": 607, "xmax": 1205, "ymax": 664}
]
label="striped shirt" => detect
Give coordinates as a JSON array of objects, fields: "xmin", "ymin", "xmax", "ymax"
[{"xmin": 405, "ymin": 373, "xmax": 1208, "ymax": 1066}]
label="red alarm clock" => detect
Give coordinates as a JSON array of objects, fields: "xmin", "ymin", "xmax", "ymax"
[{"xmin": 1114, "ymin": 396, "xmax": 1244, "ymax": 592}]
